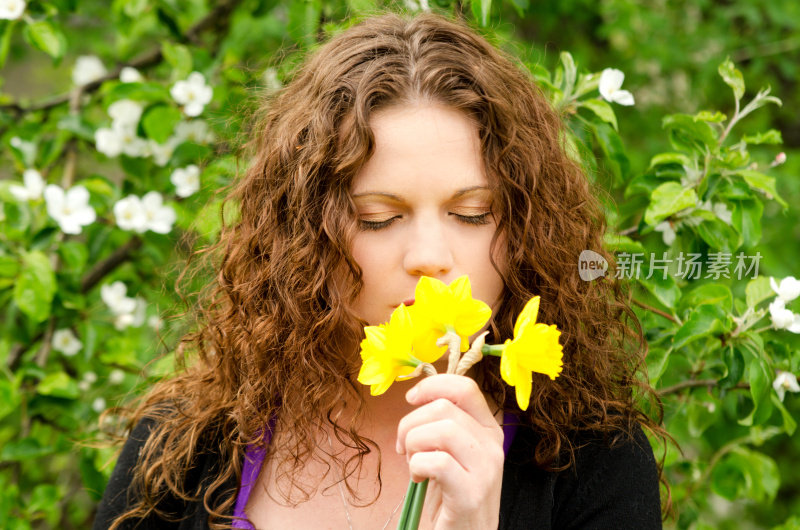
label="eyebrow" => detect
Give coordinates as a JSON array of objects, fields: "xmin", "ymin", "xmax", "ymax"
[{"xmin": 352, "ymin": 185, "xmax": 491, "ymax": 200}]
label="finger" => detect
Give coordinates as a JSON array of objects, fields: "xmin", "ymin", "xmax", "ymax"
[
  {"xmin": 407, "ymin": 449, "xmax": 467, "ymax": 488},
  {"xmin": 396, "ymin": 397, "xmax": 502, "ymax": 455},
  {"xmin": 406, "ymin": 374, "xmax": 498, "ymax": 427},
  {"xmin": 404, "ymin": 419, "xmax": 486, "ymax": 472}
]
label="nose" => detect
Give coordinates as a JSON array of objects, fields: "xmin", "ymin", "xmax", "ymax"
[{"xmin": 403, "ymin": 216, "xmax": 454, "ymax": 279}]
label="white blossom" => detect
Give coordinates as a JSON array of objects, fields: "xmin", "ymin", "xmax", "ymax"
[
  {"xmin": 117, "ymin": 126, "xmax": 149, "ymax": 157},
  {"xmin": 773, "ymin": 371, "xmax": 800, "ymax": 402},
  {"xmin": 101, "ymin": 281, "xmax": 137, "ymax": 315},
  {"xmin": 44, "ymin": 184, "xmax": 96, "ymax": 235},
  {"xmin": 141, "ymin": 191, "xmax": 176, "ymax": 234},
  {"xmin": 78, "ymin": 380, "xmax": 91, "ymax": 392},
  {"xmin": 52, "ymin": 329, "xmax": 82, "ymax": 356},
  {"xmin": 109, "ymin": 369, "xmax": 126, "ymax": 385},
  {"xmin": 83, "ymin": 371, "xmax": 98, "ymax": 384},
  {"xmin": 697, "ymin": 201, "xmax": 732, "ymax": 225},
  {"xmin": 72, "ymin": 55, "xmax": 107, "ymax": 86},
  {"xmin": 599, "ymin": 68, "xmax": 635, "ymax": 106},
  {"xmin": 114, "ymin": 298, "xmax": 146, "ymax": 330},
  {"xmin": 10, "ymin": 169, "xmax": 45, "ymax": 201},
  {"xmin": 174, "ymin": 120, "xmax": 215, "ymax": 144},
  {"xmin": 0, "ymin": 0, "xmax": 26, "ymax": 20},
  {"xmin": 92, "ymin": 397, "xmax": 107, "ymax": 413},
  {"xmin": 654, "ymin": 220, "xmax": 676, "ymax": 246},
  {"xmin": 108, "ymin": 99, "xmax": 143, "ymax": 129},
  {"xmin": 148, "ymin": 138, "xmax": 180, "ymax": 166},
  {"xmin": 95, "ymin": 127, "xmax": 124, "ymax": 158},
  {"xmin": 10, "ymin": 136, "xmax": 36, "ymax": 164},
  {"xmin": 770, "ymin": 276, "xmax": 800, "ymax": 304},
  {"xmin": 119, "ymin": 66, "xmax": 144, "ymax": 83},
  {"xmin": 263, "ymin": 67, "xmax": 282, "ymax": 93},
  {"xmin": 769, "ymin": 298, "xmax": 800, "ymax": 333},
  {"xmin": 113, "ymin": 196, "xmax": 148, "ymax": 233},
  {"xmin": 148, "ymin": 315, "xmax": 163, "ymax": 331},
  {"xmin": 170, "ymin": 165, "xmax": 201, "ymax": 197},
  {"xmin": 170, "ymin": 72, "xmax": 213, "ymax": 117}
]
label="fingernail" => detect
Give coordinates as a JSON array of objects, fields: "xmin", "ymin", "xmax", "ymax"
[{"xmin": 406, "ymin": 386, "xmax": 418, "ymax": 401}]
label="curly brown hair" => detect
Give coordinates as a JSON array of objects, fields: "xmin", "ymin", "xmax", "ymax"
[{"xmin": 109, "ymin": 10, "xmax": 671, "ymax": 529}]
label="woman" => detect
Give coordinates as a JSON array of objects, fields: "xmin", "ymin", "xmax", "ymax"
[{"xmin": 95, "ymin": 11, "xmax": 668, "ymax": 530}]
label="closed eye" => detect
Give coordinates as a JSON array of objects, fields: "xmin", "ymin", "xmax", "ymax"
[{"xmin": 358, "ymin": 212, "xmax": 491, "ymax": 231}]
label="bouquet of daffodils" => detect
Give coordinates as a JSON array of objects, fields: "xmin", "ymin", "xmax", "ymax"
[{"xmin": 357, "ymin": 275, "xmax": 564, "ymax": 530}]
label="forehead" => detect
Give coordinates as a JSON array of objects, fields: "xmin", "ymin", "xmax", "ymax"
[{"xmin": 350, "ymin": 104, "xmax": 489, "ymax": 196}]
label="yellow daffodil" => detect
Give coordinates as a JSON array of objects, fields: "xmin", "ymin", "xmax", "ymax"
[
  {"xmin": 410, "ymin": 275, "xmax": 492, "ymax": 361},
  {"xmin": 499, "ymin": 296, "xmax": 563, "ymax": 410},
  {"xmin": 357, "ymin": 303, "xmax": 420, "ymax": 396}
]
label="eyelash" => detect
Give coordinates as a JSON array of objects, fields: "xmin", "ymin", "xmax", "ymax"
[{"xmin": 358, "ymin": 213, "xmax": 491, "ymax": 231}]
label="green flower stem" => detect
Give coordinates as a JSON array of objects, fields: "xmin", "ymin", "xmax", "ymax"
[
  {"xmin": 481, "ymin": 343, "xmax": 505, "ymax": 357},
  {"xmin": 404, "ymin": 478, "xmax": 429, "ymax": 530},
  {"xmin": 396, "ymin": 479, "xmax": 418, "ymax": 529}
]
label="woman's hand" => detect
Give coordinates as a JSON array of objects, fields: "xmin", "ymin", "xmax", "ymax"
[{"xmin": 396, "ymin": 374, "xmax": 505, "ymax": 530}]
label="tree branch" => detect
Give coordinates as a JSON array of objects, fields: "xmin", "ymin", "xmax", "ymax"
[
  {"xmin": 658, "ymin": 379, "xmax": 750, "ymax": 396},
  {"xmin": 631, "ymin": 298, "xmax": 679, "ymax": 324},
  {"xmin": 80, "ymin": 237, "xmax": 143, "ymax": 293}
]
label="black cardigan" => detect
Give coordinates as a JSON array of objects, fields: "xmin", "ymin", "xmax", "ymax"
[{"xmin": 94, "ymin": 417, "xmax": 662, "ymax": 529}]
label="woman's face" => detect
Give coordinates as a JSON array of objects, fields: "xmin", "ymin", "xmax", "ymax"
[{"xmin": 349, "ymin": 103, "xmax": 507, "ymax": 327}]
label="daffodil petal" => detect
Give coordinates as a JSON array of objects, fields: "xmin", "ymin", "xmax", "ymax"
[
  {"xmin": 514, "ymin": 297, "xmax": 540, "ymax": 337},
  {"xmin": 514, "ymin": 367, "xmax": 532, "ymax": 410}
]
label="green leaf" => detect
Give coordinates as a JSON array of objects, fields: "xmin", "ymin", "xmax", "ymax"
[
  {"xmin": 1, "ymin": 20, "xmax": 18, "ymax": 70},
  {"xmin": 80, "ymin": 450, "xmax": 107, "ymax": 501},
  {"xmin": 739, "ymin": 354, "xmax": 772, "ymax": 426},
  {"xmin": 741, "ymin": 129, "xmax": 782, "ymax": 145},
  {"xmin": 745, "ymin": 276, "xmax": 773, "ymax": 308},
  {"xmin": 731, "ymin": 199, "xmax": 763, "ymax": 249},
  {"xmin": 638, "ymin": 272, "xmax": 681, "ymax": 311},
  {"xmin": 57, "ymin": 115, "xmax": 95, "ymax": 142},
  {"xmin": 694, "ymin": 218, "xmax": 741, "ymax": 253},
  {"xmin": 644, "ymin": 182, "xmax": 698, "ymax": 225},
  {"xmin": 58, "ymin": 241, "xmax": 89, "ymax": 272},
  {"xmin": 662, "ymin": 113, "xmax": 718, "ymax": 152},
  {"xmin": 0, "ymin": 377, "xmax": 19, "ymax": 420},
  {"xmin": 579, "ymin": 98, "xmax": 618, "ymax": 130},
  {"xmin": 718, "ymin": 58, "xmax": 745, "ymax": 102},
  {"xmin": 771, "ymin": 394, "xmax": 797, "ymax": 436},
  {"xmin": 559, "ymin": 52, "xmax": 576, "ymax": 96},
  {"xmin": 0, "ymin": 437, "xmax": 54, "ymax": 461},
  {"xmin": 161, "ymin": 41, "xmax": 193, "ymax": 80},
  {"xmin": 288, "ymin": 0, "xmax": 322, "ymax": 47},
  {"xmin": 647, "ymin": 152, "xmax": 691, "ymax": 169},
  {"xmin": 23, "ymin": 21, "xmax": 67, "ymax": 61},
  {"xmin": 672, "ymin": 304, "xmax": 729, "ymax": 350},
  {"xmin": 590, "ymin": 121, "xmax": 629, "ymax": 188},
  {"xmin": 688, "ymin": 398, "xmax": 719, "ymax": 437},
  {"xmin": 27, "ymin": 485, "xmax": 59, "ymax": 518},
  {"xmin": 470, "ymin": 0, "xmax": 493, "ymax": 27},
  {"xmin": 0, "ymin": 255, "xmax": 20, "ymax": 278},
  {"xmin": 604, "ymin": 234, "xmax": 645, "ymax": 254},
  {"xmin": 646, "ymin": 347, "xmax": 670, "ymax": 385},
  {"xmin": 718, "ymin": 345, "xmax": 744, "ymax": 389},
  {"xmin": 680, "ymin": 284, "xmax": 732, "ymax": 313},
  {"xmin": 13, "ymin": 251, "xmax": 56, "ymax": 323},
  {"xmin": 142, "ymin": 105, "xmax": 182, "ymax": 144},
  {"xmin": 37, "ymin": 372, "xmax": 80, "ymax": 399},
  {"xmin": 103, "ymin": 82, "xmax": 172, "ymax": 105},
  {"xmin": 711, "ymin": 447, "xmax": 779, "ymax": 502},
  {"xmin": 734, "ymin": 169, "xmax": 787, "ymax": 208},
  {"xmin": 693, "ymin": 110, "xmax": 727, "ymax": 123}
]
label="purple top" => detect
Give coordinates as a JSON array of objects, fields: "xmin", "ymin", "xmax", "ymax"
[{"xmin": 232, "ymin": 412, "xmax": 519, "ymax": 529}]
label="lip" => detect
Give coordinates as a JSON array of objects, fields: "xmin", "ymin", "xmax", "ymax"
[{"xmin": 394, "ymin": 298, "xmax": 415, "ymax": 308}]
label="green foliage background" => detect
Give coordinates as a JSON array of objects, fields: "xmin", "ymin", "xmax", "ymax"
[{"xmin": 1, "ymin": 0, "xmax": 799, "ymax": 528}]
